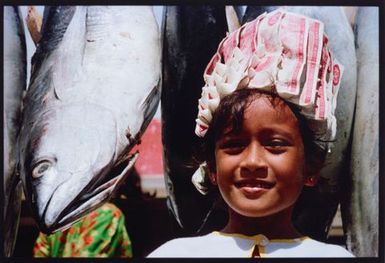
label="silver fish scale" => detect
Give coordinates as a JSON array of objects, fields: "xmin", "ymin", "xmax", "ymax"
[{"xmin": 86, "ymin": 7, "xmax": 111, "ymax": 42}]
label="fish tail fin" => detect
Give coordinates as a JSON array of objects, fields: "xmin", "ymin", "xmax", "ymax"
[{"xmin": 137, "ymin": 79, "xmax": 161, "ymax": 140}]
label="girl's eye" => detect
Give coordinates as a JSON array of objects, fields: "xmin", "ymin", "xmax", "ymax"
[
  {"xmin": 219, "ymin": 140, "xmax": 246, "ymax": 154},
  {"xmin": 268, "ymin": 139, "xmax": 288, "ymax": 146},
  {"xmin": 265, "ymin": 139, "xmax": 290, "ymax": 153}
]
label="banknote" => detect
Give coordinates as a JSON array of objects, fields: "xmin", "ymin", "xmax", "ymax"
[
  {"xmin": 277, "ymin": 12, "xmax": 309, "ymax": 97},
  {"xmin": 299, "ymin": 19, "xmax": 324, "ymax": 107}
]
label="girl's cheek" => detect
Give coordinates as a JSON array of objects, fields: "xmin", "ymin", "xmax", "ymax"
[
  {"xmin": 217, "ymin": 152, "xmax": 239, "ymax": 166},
  {"xmin": 216, "ymin": 152, "xmax": 235, "ymax": 167}
]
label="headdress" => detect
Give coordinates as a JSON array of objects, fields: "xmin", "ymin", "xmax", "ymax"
[{"xmin": 195, "ymin": 9, "xmax": 343, "ymax": 147}]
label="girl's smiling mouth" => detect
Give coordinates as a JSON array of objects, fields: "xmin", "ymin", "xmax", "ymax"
[
  {"xmin": 235, "ymin": 179, "xmax": 275, "ymax": 189},
  {"xmin": 235, "ymin": 179, "xmax": 276, "ymax": 197}
]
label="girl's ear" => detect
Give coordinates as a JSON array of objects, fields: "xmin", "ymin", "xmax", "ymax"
[
  {"xmin": 208, "ymin": 171, "xmax": 218, "ymax": 185},
  {"xmin": 304, "ymin": 171, "xmax": 320, "ymax": 187},
  {"xmin": 304, "ymin": 176, "xmax": 318, "ymax": 186},
  {"xmin": 207, "ymin": 160, "xmax": 218, "ymax": 185},
  {"xmin": 304, "ymin": 167, "xmax": 320, "ymax": 187}
]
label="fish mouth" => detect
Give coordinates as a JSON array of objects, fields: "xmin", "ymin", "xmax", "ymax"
[{"xmin": 37, "ymin": 153, "xmax": 138, "ymax": 234}]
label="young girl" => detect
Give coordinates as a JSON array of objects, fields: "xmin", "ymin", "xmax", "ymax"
[{"xmin": 148, "ymin": 9, "xmax": 354, "ymax": 257}]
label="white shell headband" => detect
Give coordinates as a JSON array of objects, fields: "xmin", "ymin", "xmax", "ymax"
[{"xmin": 195, "ymin": 9, "xmax": 343, "ymax": 148}]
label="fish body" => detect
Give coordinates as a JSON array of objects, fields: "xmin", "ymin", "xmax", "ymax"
[
  {"xmin": 340, "ymin": 7, "xmax": 379, "ymax": 257},
  {"xmin": 3, "ymin": 6, "xmax": 27, "ymax": 257},
  {"xmin": 161, "ymin": 6, "xmax": 227, "ymax": 233},
  {"xmin": 242, "ymin": 6, "xmax": 357, "ymax": 240},
  {"xmin": 17, "ymin": 6, "xmax": 161, "ymax": 234}
]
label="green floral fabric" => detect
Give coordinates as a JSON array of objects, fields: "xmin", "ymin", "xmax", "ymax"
[{"xmin": 33, "ymin": 203, "xmax": 132, "ymax": 257}]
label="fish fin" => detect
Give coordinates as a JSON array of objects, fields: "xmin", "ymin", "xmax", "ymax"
[
  {"xmin": 137, "ymin": 79, "xmax": 161, "ymax": 140},
  {"xmin": 91, "ymin": 153, "xmax": 139, "ymax": 199},
  {"xmin": 26, "ymin": 6, "xmax": 43, "ymax": 46},
  {"xmin": 196, "ymin": 202, "xmax": 215, "ymax": 234},
  {"xmin": 36, "ymin": 6, "xmax": 76, "ymax": 55},
  {"xmin": 166, "ymin": 197, "xmax": 183, "ymax": 227},
  {"xmin": 225, "ymin": 6, "xmax": 241, "ymax": 33},
  {"xmin": 115, "ymin": 150, "xmax": 138, "ymax": 169},
  {"xmin": 27, "ymin": 69, "xmax": 55, "ymax": 104},
  {"xmin": 53, "ymin": 86, "xmax": 60, "ymax": 100},
  {"xmin": 30, "ymin": 7, "xmax": 76, "ymax": 74}
]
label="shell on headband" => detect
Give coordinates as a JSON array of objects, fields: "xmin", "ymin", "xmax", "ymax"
[{"xmin": 194, "ymin": 9, "xmax": 344, "ymax": 148}]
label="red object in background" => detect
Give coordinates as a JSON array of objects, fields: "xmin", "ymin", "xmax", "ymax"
[{"xmin": 131, "ymin": 119, "xmax": 164, "ymax": 177}]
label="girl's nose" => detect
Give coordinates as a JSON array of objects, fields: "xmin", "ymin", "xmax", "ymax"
[{"xmin": 240, "ymin": 141, "xmax": 267, "ymax": 174}]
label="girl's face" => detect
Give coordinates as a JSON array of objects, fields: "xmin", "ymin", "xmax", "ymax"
[{"xmin": 213, "ymin": 96, "xmax": 307, "ymax": 218}]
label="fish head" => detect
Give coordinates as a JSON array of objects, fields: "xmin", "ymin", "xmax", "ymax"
[{"xmin": 19, "ymin": 103, "xmax": 136, "ymax": 233}]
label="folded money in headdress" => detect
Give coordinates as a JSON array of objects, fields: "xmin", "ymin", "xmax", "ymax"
[{"xmin": 195, "ymin": 9, "xmax": 343, "ymax": 149}]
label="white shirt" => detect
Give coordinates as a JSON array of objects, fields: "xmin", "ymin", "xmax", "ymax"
[{"xmin": 148, "ymin": 231, "xmax": 355, "ymax": 257}]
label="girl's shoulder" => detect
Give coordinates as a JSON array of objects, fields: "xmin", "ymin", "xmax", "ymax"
[
  {"xmin": 302, "ymin": 237, "xmax": 355, "ymax": 257},
  {"xmin": 147, "ymin": 232, "xmax": 221, "ymax": 257},
  {"xmin": 266, "ymin": 237, "xmax": 355, "ymax": 257}
]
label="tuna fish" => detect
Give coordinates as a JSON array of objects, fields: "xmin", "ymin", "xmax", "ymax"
[
  {"xmin": 17, "ymin": 6, "xmax": 161, "ymax": 234},
  {"xmin": 161, "ymin": 6, "xmax": 228, "ymax": 233},
  {"xmin": 340, "ymin": 7, "xmax": 379, "ymax": 257},
  {"xmin": 242, "ymin": 6, "xmax": 357, "ymax": 241},
  {"xmin": 3, "ymin": 6, "xmax": 27, "ymax": 257}
]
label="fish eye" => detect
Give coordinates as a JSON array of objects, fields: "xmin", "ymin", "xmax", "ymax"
[{"xmin": 32, "ymin": 161, "xmax": 53, "ymax": 179}]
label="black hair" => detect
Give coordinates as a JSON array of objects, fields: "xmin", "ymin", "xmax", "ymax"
[{"xmin": 198, "ymin": 88, "xmax": 327, "ymax": 181}]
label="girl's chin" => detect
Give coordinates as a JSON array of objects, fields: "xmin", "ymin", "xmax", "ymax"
[{"xmin": 229, "ymin": 204, "xmax": 275, "ymax": 218}]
